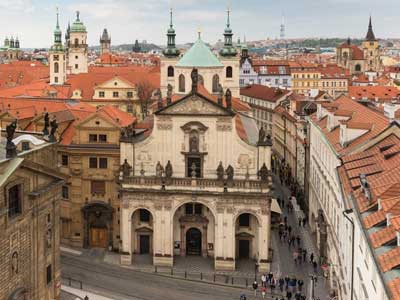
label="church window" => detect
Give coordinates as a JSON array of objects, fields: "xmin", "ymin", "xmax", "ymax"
[
  {"xmin": 74, "ymin": 39, "xmax": 79, "ymax": 47},
  {"xmin": 113, "ymin": 91, "xmax": 119, "ymax": 98},
  {"xmin": 355, "ymin": 64, "xmax": 361, "ymax": 72},
  {"xmin": 370, "ymin": 51, "xmax": 373, "ymax": 56},
  {"xmin": 54, "ymin": 62, "xmax": 59, "ymax": 73},
  {"xmin": 75, "ymin": 64, "xmax": 78, "ymax": 69},
  {"xmin": 54, "ymin": 55, "xmax": 59, "ymax": 61},
  {"xmin": 54, "ymin": 77, "xmax": 58, "ymax": 83},
  {"xmin": 167, "ymin": 66, "xmax": 174, "ymax": 77},
  {"xmin": 8, "ymin": 184, "xmax": 22, "ymax": 219},
  {"xmin": 212, "ymin": 74, "xmax": 220, "ymax": 93},
  {"xmin": 139, "ymin": 209, "xmax": 150, "ymax": 222},
  {"xmin": 226, "ymin": 66, "xmax": 233, "ymax": 78},
  {"xmin": 179, "ymin": 74, "xmax": 185, "ymax": 92},
  {"xmin": 89, "ymin": 134, "xmax": 98, "ymax": 142},
  {"xmin": 239, "ymin": 213, "xmax": 250, "ymax": 227},
  {"xmin": 127, "ymin": 91, "xmax": 133, "ymax": 98},
  {"xmin": 99, "ymin": 134, "xmax": 107, "ymax": 142},
  {"xmin": 99, "ymin": 91, "xmax": 105, "ymax": 98}
]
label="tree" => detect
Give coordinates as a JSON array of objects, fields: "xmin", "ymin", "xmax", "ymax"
[{"xmin": 136, "ymin": 80, "xmax": 155, "ymax": 119}]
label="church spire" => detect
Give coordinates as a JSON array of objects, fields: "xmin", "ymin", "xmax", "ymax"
[
  {"xmin": 220, "ymin": 7, "xmax": 237, "ymax": 57},
  {"xmin": 365, "ymin": 15, "xmax": 376, "ymax": 41},
  {"xmin": 53, "ymin": 7, "xmax": 62, "ymax": 47},
  {"xmin": 163, "ymin": 8, "xmax": 180, "ymax": 57}
]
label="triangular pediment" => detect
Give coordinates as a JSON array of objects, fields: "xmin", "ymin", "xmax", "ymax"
[
  {"xmin": 156, "ymin": 92, "xmax": 234, "ymax": 116},
  {"xmin": 96, "ymin": 76, "xmax": 134, "ymax": 89}
]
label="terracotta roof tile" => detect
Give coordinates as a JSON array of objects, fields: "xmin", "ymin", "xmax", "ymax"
[
  {"xmin": 378, "ymin": 247, "xmax": 400, "ymax": 272},
  {"xmin": 240, "ymin": 84, "xmax": 291, "ymax": 102}
]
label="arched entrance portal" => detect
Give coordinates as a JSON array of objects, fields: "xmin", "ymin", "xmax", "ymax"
[
  {"xmin": 186, "ymin": 228, "xmax": 202, "ymax": 255},
  {"xmin": 173, "ymin": 202, "xmax": 215, "ymax": 258},
  {"xmin": 82, "ymin": 201, "xmax": 113, "ymax": 249},
  {"xmin": 131, "ymin": 209, "xmax": 154, "ymax": 255},
  {"xmin": 235, "ymin": 213, "xmax": 260, "ymax": 261}
]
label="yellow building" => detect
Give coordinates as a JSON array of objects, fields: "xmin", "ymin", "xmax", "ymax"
[{"xmin": 290, "ymin": 62, "xmax": 321, "ymax": 95}]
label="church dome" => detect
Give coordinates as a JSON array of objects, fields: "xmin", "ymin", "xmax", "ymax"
[
  {"xmin": 176, "ymin": 37, "xmax": 223, "ymax": 68},
  {"xmin": 70, "ymin": 12, "xmax": 86, "ymax": 33}
]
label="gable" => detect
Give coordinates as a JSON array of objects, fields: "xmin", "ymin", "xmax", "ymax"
[
  {"xmin": 76, "ymin": 113, "xmax": 118, "ymax": 129},
  {"xmin": 96, "ymin": 76, "xmax": 135, "ymax": 90},
  {"xmin": 156, "ymin": 93, "xmax": 234, "ymax": 117}
]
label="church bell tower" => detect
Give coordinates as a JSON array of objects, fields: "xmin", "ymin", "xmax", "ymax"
[{"xmin": 49, "ymin": 8, "xmax": 66, "ymax": 85}]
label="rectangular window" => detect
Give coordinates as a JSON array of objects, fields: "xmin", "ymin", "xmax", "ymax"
[
  {"xmin": 194, "ymin": 203, "xmax": 202, "ymax": 215},
  {"xmin": 21, "ymin": 141, "xmax": 30, "ymax": 151},
  {"xmin": 89, "ymin": 134, "xmax": 98, "ymax": 142},
  {"xmin": 55, "ymin": 77, "xmax": 58, "ymax": 83},
  {"xmin": 139, "ymin": 209, "xmax": 150, "ymax": 222},
  {"xmin": 99, "ymin": 158, "xmax": 108, "ymax": 169},
  {"xmin": 89, "ymin": 157, "xmax": 98, "ymax": 168},
  {"xmin": 46, "ymin": 265, "xmax": 52, "ymax": 284},
  {"xmin": 99, "ymin": 134, "xmax": 107, "ymax": 143},
  {"xmin": 239, "ymin": 213, "xmax": 250, "ymax": 227},
  {"xmin": 113, "ymin": 91, "xmax": 119, "ymax": 98},
  {"xmin": 8, "ymin": 184, "xmax": 22, "ymax": 218},
  {"xmin": 185, "ymin": 203, "xmax": 193, "ymax": 215},
  {"xmin": 91, "ymin": 181, "xmax": 105, "ymax": 194},
  {"xmin": 127, "ymin": 91, "xmax": 133, "ymax": 98},
  {"xmin": 62, "ymin": 186, "xmax": 69, "ymax": 199},
  {"xmin": 61, "ymin": 155, "xmax": 68, "ymax": 166},
  {"xmin": 75, "ymin": 64, "xmax": 78, "ymax": 69},
  {"xmin": 99, "ymin": 91, "xmax": 105, "ymax": 98}
]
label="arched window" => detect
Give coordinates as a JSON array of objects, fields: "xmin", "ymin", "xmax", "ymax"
[
  {"xmin": 54, "ymin": 62, "xmax": 59, "ymax": 73},
  {"xmin": 212, "ymin": 74, "xmax": 220, "ymax": 93},
  {"xmin": 167, "ymin": 66, "xmax": 174, "ymax": 77},
  {"xmin": 179, "ymin": 74, "xmax": 185, "ymax": 92},
  {"xmin": 74, "ymin": 38, "xmax": 79, "ymax": 47},
  {"xmin": 355, "ymin": 64, "xmax": 361, "ymax": 72},
  {"xmin": 226, "ymin": 66, "xmax": 233, "ymax": 78}
]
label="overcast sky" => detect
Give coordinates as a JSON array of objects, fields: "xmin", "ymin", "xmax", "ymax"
[{"xmin": 1, "ymin": 0, "xmax": 399, "ymax": 48}]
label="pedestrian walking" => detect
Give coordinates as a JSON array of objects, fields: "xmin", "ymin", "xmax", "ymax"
[
  {"xmin": 285, "ymin": 275, "xmax": 290, "ymax": 290},
  {"xmin": 298, "ymin": 217, "xmax": 302, "ymax": 227},
  {"xmin": 302, "ymin": 217, "xmax": 307, "ymax": 227},
  {"xmin": 261, "ymin": 274, "xmax": 267, "ymax": 287},
  {"xmin": 261, "ymin": 286, "xmax": 266, "ymax": 299},
  {"xmin": 286, "ymin": 290, "xmax": 292, "ymax": 300},
  {"xmin": 271, "ymin": 277, "xmax": 276, "ymax": 292},
  {"xmin": 252, "ymin": 281, "xmax": 258, "ymax": 296},
  {"xmin": 240, "ymin": 293, "xmax": 247, "ymax": 300},
  {"xmin": 268, "ymin": 271, "xmax": 274, "ymax": 283},
  {"xmin": 279, "ymin": 229, "xmax": 283, "ymax": 241},
  {"xmin": 293, "ymin": 250, "xmax": 298, "ymax": 264},
  {"xmin": 297, "ymin": 279, "xmax": 304, "ymax": 292},
  {"xmin": 310, "ymin": 252, "xmax": 314, "ymax": 263},
  {"xmin": 296, "ymin": 235, "xmax": 301, "ymax": 246},
  {"xmin": 294, "ymin": 292, "xmax": 301, "ymax": 300},
  {"xmin": 288, "ymin": 225, "xmax": 292, "ymax": 235},
  {"xmin": 313, "ymin": 261, "xmax": 318, "ymax": 273},
  {"xmin": 279, "ymin": 277, "xmax": 285, "ymax": 292},
  {"xmin": 302, "ymin": 249, "xmax": 307, "ymax": 262}
]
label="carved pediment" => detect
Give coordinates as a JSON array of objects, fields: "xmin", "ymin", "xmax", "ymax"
[{"xmin": 156, "ymin": 93, "xmax": 234, "ymax": 116}]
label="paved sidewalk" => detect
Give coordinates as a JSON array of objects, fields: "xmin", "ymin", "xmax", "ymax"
[{"xmin": 271, "ymin": 175, "xmax": 330, "ymax": 299}]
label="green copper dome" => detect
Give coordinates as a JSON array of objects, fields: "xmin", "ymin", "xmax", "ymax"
[
  {"xmin": 70, "ymin": 11, "xmax": 86, "ymax": 33},
  {"xmin": 176, "ymin": 37, "xmax": 223, "ymax": 68}
]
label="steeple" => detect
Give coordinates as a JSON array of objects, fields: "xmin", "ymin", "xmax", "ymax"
[
  {"xmin": 365, "ymin": 16, "xmax": 376, "ymax": 41},
  {"xmin": 53, "ymin": 8, "xmax": 62, "ymax": 47},
  {"xmin": 163, "ymin": 8, "xmax": 180, "ymax": 57},
  {"xmin": 220, "ymin": 7, "xmax": 237, "ymax": 57}
]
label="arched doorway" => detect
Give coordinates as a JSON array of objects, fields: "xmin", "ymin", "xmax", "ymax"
[
  {"xmin": 186, "ymin": 228, "xmax": 202, "ymax": 255},
  {"xmin": 172, "ymin": 202, "xmax": 215, "ymax": 258},
  {"xmin": 235, "ymin": 213, "xmax": 260, "ymax": 260},
  {"xmin": 131, "ymin": 209, "xmax": 154, "ymax": 255},
  {"xmin": 82, "ymin": 201, "xmax": 113, "ymax": 249}
]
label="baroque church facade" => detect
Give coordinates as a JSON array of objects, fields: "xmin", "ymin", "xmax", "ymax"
[
  {"xmin": 336, "ymin": 17, "xmax": 381, "ymax": 75},
  {"xmin": 160, "ymin": 9, "xmax": 240, "ymax": 99},
  {"xmin": 119, "ymin": 65, "xmax": 276, "ymax": 271}
]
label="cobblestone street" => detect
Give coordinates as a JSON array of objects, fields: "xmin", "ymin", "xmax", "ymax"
[{"xmin": 270, "ymin": 175, "xmax": 330, "ymax": 299}]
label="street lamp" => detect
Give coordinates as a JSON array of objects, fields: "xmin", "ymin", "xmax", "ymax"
[{"xmin": 343, "ymin": 209, "xmax": 354, "ymax": 300}]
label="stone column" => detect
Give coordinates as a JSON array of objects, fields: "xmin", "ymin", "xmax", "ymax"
[
  {"xmin": 153, "ymin": 205, "xmax": 173, "ymax": 267},
  {"xmin": 120, "ymin": 204, "xmax": 132, "ymax": 265},
  {"xmin": 82, "ymin": 211, "xmax": 89, "ymax": 248},
  {"xmin": 214, "ymin": 208, "xmax": 235, "ymax": 271},
  {"xmin": 258, "ymin": 212, "xmax": 271, "ymax": 272},
  {"xmin": 202, "ymin": 225, "xmax": 208, "ymax": 258},
  {"xmin": 180, "ymin": 224, "xmax": 186, "ymax": 256}
]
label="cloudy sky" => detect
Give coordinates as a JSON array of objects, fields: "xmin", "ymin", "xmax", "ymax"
[{"xmin": 0, "ymin": 0, "xmax": 399, "ymax": 48}]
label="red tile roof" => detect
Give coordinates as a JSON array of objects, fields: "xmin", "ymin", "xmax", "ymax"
[
  {"xmin": 240, "ymin": 84, "xmax": 291, "ymax": 102},
  {"xmin": 349, "ymin": 86, "xmax": 400, "ymax": 102}
]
